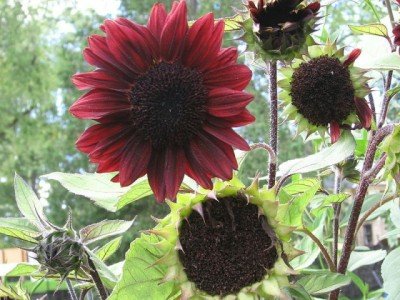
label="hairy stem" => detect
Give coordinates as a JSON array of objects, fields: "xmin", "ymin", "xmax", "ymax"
[
  {"xmin": 378, "ymin": 70, "xmax": 393, "ymax": 128},
  {"xmin": 268, "ymin": 61, "xmax": 278, "ymax": 189},
  {"xmin": 66, "ymin": 278, "xmax": 78, "ymax": 300},
  {"xmin": 332, "ymin": 167, "xmax": 342, "ymax": 268},
  {"xmin": 250, "ymin": 143, "xmax": 277, "ymax": 169},
  {"xmin": 299, "ymin": 228, "xmax": 336, "ymax": 272},
  {"xmin": 330, "ymin": 126, "xmax": 393, "ymax": 300},
  {"xmin": 87, "ymin": 257, "xmax": 108, "ymax": 300}
]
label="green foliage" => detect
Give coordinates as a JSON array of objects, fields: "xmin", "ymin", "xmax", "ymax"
[
  {"xmin": 278, "ymin": 132, "xmax": 356, "ymax": 177},
  {"xmin": 349, "ymin": 23, "xmax": 388, "ymax": 37},
  {"xmin": 382, "ymin": 247, "xmax": 400, "ymax": 299},
  {"xmin": 297, "ymin": 271, "xmax": 351, "ymax": 295}
]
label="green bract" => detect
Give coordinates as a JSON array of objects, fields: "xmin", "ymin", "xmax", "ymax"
[
  {"xmin": 382, "ymin": 125, "xmax": 400, "ymax": 186},
  {"xmin": 111, "ymin": 177, "xmax": 300, "ymax": 299}
]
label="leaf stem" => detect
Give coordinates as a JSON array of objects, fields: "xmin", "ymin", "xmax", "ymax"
[
  {"xmin": 355, "ymin": 194, "xmax": 398, "ymax": 235},
  {"xmin": 87, "ymin": 257, "xmax": 108, "ymax": 300},
  {"xmin": 298, "ymin": 228, "xmax": 336, "ymax": 272},
  {"xmin": 66, "ymin": 278, "xmax": 78, "ymax": 300},
  {"xmin": 268, "ymin": 61, "xmax": 278, "ymax": 189}
]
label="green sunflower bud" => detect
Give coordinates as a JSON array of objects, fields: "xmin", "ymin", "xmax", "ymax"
[{"xmin": 34, "ymin": 231, "xmax": 86, "ymax": 278}]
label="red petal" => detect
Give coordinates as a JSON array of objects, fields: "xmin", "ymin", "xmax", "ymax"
[
  {"xmin": 185, "ymin": 154, "xmax": 213, "ymax": 190},
  {"xmin": 207, "ymin": 88, "xmax": 254, "ymax": 117},
  {"xmin": 97, "ymin": 154, "xmax": 121, "ymax": 173},
  {"xmin": 86, "ymin": 35, "xmax": 135, "ymax": 78},
  {"xmin": 90, "ymin": 128, "xmax": 131, "ymax": 160},
  {"xmin": 69, "ymin": 89, "xmax": 131, "ymax": 120},
  {"xmin": 207, "ymin": 109, "xmax": 256, "ymax": 128},
  {"xmin": 119, "ymin": 139, "xmax": 152, "ymax": 187},
  {"xmin": 147, "ymin": 3, "xmax": 168, "ymax": 40},
  {"xmin": 189, "ymin": 133, "xmax": 234, "ymax": 180},
  {"xmin": 160, "ymin": 1, "xmax": 188, "ymax": 61},
  {"xmin": 330, "ymin": 121, "xmax": 341, "ymax": 143},
  {"xmin": 203, "ymin": 124, "xmax": 250, "ymax": 151},
  {"xmin": 202, "ymin": 47, "xmax": 238, "ymax": 71},
  {"xmin": 343, "ymin": 49, "xmax": 361, "ymax": 67},
  {"xmin": 164, "ymin": 147, "xmax": 186, "ymax": 200},
  {"xmin": 355, "ymin": 97, "xmax": 373, "ymax": 129},
  {"xmin": 72, "ymin": 70, "xmax": 131, "ymax": 91},
  {"xmin": 182, "ymin": 13, "xmax": 215, "ymax": 67},
  {"xmin": 204, "ymin": 64, "xmax": 252, "ymax": 90},
  {"xmin": 114, "ymin": 18, "xmax": 160, "ymax": 61},
  {"xmin": 104, "ymin": 20, "xmax": 150, "ymax": 74},
  {"xmin": 306, "ymin": 2, "xmax": 320, "ymax": 13},
  {"xmin": 148, "ymin": 150, "xmax": 167, "ymax": 202},
  {"xmin": 76, "ymin": 123, "xmax": 125, "ymax": 154}
]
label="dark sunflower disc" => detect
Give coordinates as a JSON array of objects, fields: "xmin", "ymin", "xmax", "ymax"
[
  {"xmin": 290, "ymin": 56, "xmax": 355, "ymax": 126},
  {"xmin": 178, "ymin": 195, "xmax": 278, "ymax": 296}
]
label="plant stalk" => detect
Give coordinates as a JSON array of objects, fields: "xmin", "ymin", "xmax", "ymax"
[
  {"xmin": 268, "ymin": 60, "xmax": 278, "ymax": 189},
  {"xmin": 332, "ymin": 167, "xmax": 342, "ymax": 268},
  {"xmin": 87, "ymin": 257, "xmax": 108, "ymax": 300},
  {"xmin": 66, "ymin": 278, "xmax": 78, "ymax": 300}
]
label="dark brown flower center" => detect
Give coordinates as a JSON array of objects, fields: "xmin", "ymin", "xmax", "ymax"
[
  {"xmin": 130, "ymin": 62, "xmax": 208, "ymax": 149},
  {"xmin": 178, "ymin": 195, "xmax": 278, "ymax": 296},
  {"xmin": 290, "ymin": 56, "xmax": 355, "ymax": 126}
]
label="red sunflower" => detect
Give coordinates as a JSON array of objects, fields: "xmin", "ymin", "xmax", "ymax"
[{"xmin": 70, "ymin": 1, "xmax": 254, "ymax": 202}]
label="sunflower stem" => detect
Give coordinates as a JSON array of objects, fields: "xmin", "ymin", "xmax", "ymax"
[
  {"xmin": 332, "ymin": 166, "xmax": 342, "ymax": 268},
  {"xmin": 330, "ymin": 125, "xmax": 394, "ymax": 300},
  {"xmin": 268, "ymin": 61, "xmax": 278, "ymax": 189},
  {"xmin": 66, "ymin": 278, "xmax": 78, "ymax": 300},
  {"xmin": 87, "ymin": 257, "xmax": 108, "ymax": 300}
]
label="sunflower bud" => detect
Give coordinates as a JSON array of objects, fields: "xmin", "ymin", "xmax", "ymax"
[
  {"xmin": 243, "ymin": 0, "xmax": 320, "ymax": 60},
  {"xmin": 34, "ymin": 231, "xmax": 86, "ymax": 278}
]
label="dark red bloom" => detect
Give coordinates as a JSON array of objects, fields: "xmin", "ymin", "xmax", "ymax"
[
  {"xmin": 70, "ymin": 1, "xmax": 254, "ymax": 202},
  {"xmin": 393, "ymin": 24, "xmax": 400, "ymax": 46}
]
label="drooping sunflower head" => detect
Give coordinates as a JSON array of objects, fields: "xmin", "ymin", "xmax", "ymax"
[
  {"xmin": 279, "ymin": 43, "xmax": 372, "ymax": 142},
  {"xmin": 145, "ymin": 178, "xmax": 298, "ymax": 298},
  {"xmin": 243, "ymin": 0, "xmax": 320, "ymax": 60},
  {"xmin": 70, "ymin": 1, "xmax": 255, "ymax": 202}
]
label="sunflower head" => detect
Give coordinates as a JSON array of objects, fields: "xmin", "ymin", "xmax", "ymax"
[
  {"xmin": 243, "ymin": 0, "xmax": 320, "ymax": 60},
  {"xmin": 279, "ymin": 43, "xmax": 372, "ymax": 142},
  {"xmin": 34, "ymin": 231, "xmax": 85, "ymax": 278},
  {"xmin": 70, "ymin": 1, "xmax": 255, "ymax": 203},
  {"xmin": 144, "ymin": 177, "xmax": 299, "ymax": 298}
]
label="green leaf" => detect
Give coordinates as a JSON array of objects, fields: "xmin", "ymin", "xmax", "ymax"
[
  {"xmin": 222, "ymin": 14, "xmax": 243, "ymax": 32},
  {"xmin": 348, "ymin": 250, "xmax": 387, "ymax": 271},
  {"xmin": 298, "ymin": 271, "xmax": 351, "ymax": 295},
  {"xmin": 364, "ymin": 53, "xmax": 400, "ymax": 71},
  {"xmin": 278, "ymin": 132, "xmax": 356, "ymax": 176},
  {"xmin": 44, "ymin": 172, "xmax": 152, "ymax": 212},
  {"xmin": 0, "ymin": 281, "xmax": 30, "ymax": 300},
  {"xmin": 14, "ymin": 174, "xmax": 52, "ymax": 231},
  {"xmin": 108, "ymin": 234, "xmax": 175, "ymax": 300},
  {"xmin": 94, "ymin": 237, "xmax": 122, "ymax": 261},
  {"xmin": 277, "ymin": 179, "xmax": 320, "ymax": 227},
  {"xmin": 79, "ymin": 219, "xmax": 134, "ymax": 245},
  {"xmin": 86, "ymin": 249, "xmax": 119, "ymax": 289},
  {"xmin": 387, "ymin": 86, "xmax": 400, "ymax": 99},
  {"xmin": 382, "ymin": 247, "xmax": 400, "ymax": 299},
  {"xmin": 116, "ymin": 180, "xmax": 153, "ymax": 210},
  {"xmin": 6, "ymin": 263, "xmax": 40, "ymax": 277},
  {"xmin": 348, "ymin": 272, "xmax": 369, "ymax": 296},
  {"xmin": 349, "ymin": 24, "xmax": 388, "ymax": 37},
  {"xmin": 0, "ymin": 218, "xmax": 40, "ymax": 243},
  {"xmin": 282, "ymin": 284, "xmax": 312, "ymax": 300}
]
